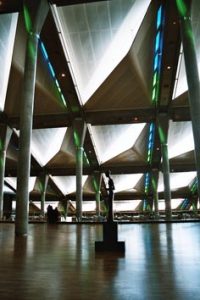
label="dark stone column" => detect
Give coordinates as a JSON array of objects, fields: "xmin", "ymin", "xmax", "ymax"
[{"xmin": 15, "ymin": 0, "xmax": 49, "ymax": 236}]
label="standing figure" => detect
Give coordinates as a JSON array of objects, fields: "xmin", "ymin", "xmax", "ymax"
[{"xmin": 105, "ymin": 170, "xmax": 115, "ymax": 222}]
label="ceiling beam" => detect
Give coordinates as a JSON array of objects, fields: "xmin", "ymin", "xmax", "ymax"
[
  {"xmin": 49, "ymin": 0, "xmax": 108, "ymax": 6},
  {"xmin": 5, "ymin": 160, "xmax": 196, "ymax": 177},
  {"xmin": 4, "ymin": 106, "xmax": 191, "ymax": 129}
]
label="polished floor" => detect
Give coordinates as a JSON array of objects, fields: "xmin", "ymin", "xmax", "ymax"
[{"xmin": 0, "ymin": 222, "xmax": 200, "ymax": 300}]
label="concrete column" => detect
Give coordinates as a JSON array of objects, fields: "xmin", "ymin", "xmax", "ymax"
[
  {"xmin": 0, "ymin": 149, "xmax": 6, "ymax": 220},
  {"xmin": 40, "ymin": 174, "xmax": 49, "ymax": 217},
  {"xmin": 93, "ymin": 171, "xmax": 102, "ymax": 217},
  {"xmin": 15, "ymin": 0, "xmax": 49, "ymax": 236},
  {"xmin": 76, "ymin": 146, "xmax": 84, "ymax": 221},
  {"xmin": 161, "ymin": 143, "xmax": 172, "ymax": 219},
  {"xmin": 158, "ymin": 114, "xmax": 172, "ymax": 219},
  {"xmin": 73, "ymin": 118, "xmax": 87, "ymax": 221},
  {"xmin": 0, "ymin": 126, "xmax": 12, "ymax": 219},
  {"xmin": 151, "ymin": 170, "xmax": 159, "ymax": 217},
  {"xmin": 178, "ymin": 6, "xmax": 200, "ymax": 205}
]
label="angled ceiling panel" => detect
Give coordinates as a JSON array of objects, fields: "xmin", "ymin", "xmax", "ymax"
[
  {"xmin": 103, "ymin": 173, "xmax": 143, "ymax": 193},
  {"xmin": 168, "ymin": 121, "xmax": 194, "ymax": 160},
  {"xmin": 53, "ymin": 0, "xmax": 151, "ymax": 103},
  {"xmin": 158, "ymin": 171, "xmax": 196, "ymax": 193},
  {"xmin": 103, "ymin": 124, "xmax": 148, "ymax": 165},
  {"xmin": 90, "ymin": 123, "xmax": 146, "ymax": 164},
  {"xmin": 31, "ymin": 127, "xmax": 67, "ymax": 166},
  {"xmin": 51, "ymin": 175, "xmax": 88, "ymax": 195}
]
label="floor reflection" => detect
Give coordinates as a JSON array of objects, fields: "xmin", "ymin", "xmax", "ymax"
[{"xmin": 0, "ymin": 222, "xmax": 200, "ymax": 299}]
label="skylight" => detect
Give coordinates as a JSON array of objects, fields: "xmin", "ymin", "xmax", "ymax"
[
  {"xmin": 158, "ymin": 199, "xmax": 184, "ymax": 210},
  {"xmin": 5, "ymin": 177, "xmax": 36, "ymax": 192},
  {"xmin": 158, "ymin": 171, "xmax": 196, "ymax": 192},
  {"xmin": 103, "ymin": 174, "xmax": 143, "ymax": 193},
  {"xmin": 173, "ymin": 2, "xmax": 200, "ymax": 100},
  {"xmin": 52, "ymin": 0, "xmax": 151, "ymax": 104},
  {"xmin": 0, "ymin": 13, "xmax": 18, "ymax": 111},
  {"xmin": 168, "ymin": 121, "xmax": 194, "ymax": 159},
  {"xmin": 51, "ymin": 175, "xmax": 88, "ymax": 195},
  {"xmin": 31, "ymin": 128, "xmax": 67, "ymax": 166},
  {"xmin": 90, "ymin": 123, "xmax": 146, "ymax": 163}
]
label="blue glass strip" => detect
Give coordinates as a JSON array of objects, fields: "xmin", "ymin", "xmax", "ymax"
[
  {"xmin": 155, "ymin": 31, "xmax": 160, "ymax": 52},
  {"xmin": 48, "ymin": 62, "xmax": 55, "ymax": 78},
  {"xmin": 157, "ymin": 6, "xmax": 162, "ymax": 29},
  {"xmin": 40, "ymin": 41, "xmax": 48, "ymax": 60},
  {"xmin": 154, "ymin": 54, "xmax": 158, "ymax": 70}
]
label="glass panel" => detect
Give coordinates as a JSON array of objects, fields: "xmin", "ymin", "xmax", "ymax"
[
  {"xmin": 31, "ymin": 128, "xmax": 67, "ymax": 166},
  {"xmin": 53, "ymin": 0, "xmax": 151, "ymax": 104},
  {"xmin": 173, "ymin": 1, "xmax": 200, "ymax": 100},
  {"xmin": 168, "ymin": 121, "xmax": 194, "ymax": 159},
  {"xmin": 0, "ymin": 13, "xmax": 18, "ymax": 111},
  {"xmin": 89, "ymin": 123, "xmax": 146, "ymax": 163}
]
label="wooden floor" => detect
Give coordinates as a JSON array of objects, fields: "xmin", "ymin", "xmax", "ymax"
[{"xmin": 0, "ymin": 222, "xmax": 200, "ymax": 300}]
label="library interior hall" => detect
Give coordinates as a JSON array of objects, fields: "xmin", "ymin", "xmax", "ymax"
[{"xmin": 1, "ymin": 0, "xmax": 200, "ymax": 299}]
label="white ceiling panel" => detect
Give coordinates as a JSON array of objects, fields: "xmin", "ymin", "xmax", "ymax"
[
  {"xmin": 168, "ymin": 121, "xmax": 194, "ymax": 159},
  {"xmin": 53, "ymin": 0, "xmax": 151, "ymax": 103},
  {"xmin": 31, "ymin": 127, "xmax": 67, "ymax": 166},
  {"xmin": 90, "ymin": 123, "xmax": 146, "ymax": 163}
]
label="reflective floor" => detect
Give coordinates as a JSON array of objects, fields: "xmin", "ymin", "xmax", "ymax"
[{"xmin": 0, "ymin": 222, "xmax": 200, "ymax": 300}]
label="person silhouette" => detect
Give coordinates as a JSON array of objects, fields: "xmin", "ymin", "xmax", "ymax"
[{"xmin": 105, "ymin": 170, "xmax": 115, "ymax": 222}]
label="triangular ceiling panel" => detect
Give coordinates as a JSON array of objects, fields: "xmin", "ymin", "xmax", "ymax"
[
  {"xmin": 170, "ymin": 150, "xmax": 195, "ymax": 165},
  {"xmin": 3, "ymin": 184, "xmax": 15, "ymax": 194},
  {"xmin": 46, "ymin": 127, "xmax": 76, "ymax": 168},
  {"xmin": 158, "ymin": 171, "xmax": 196, "ymax": 193},
  {"xmin": 168, "ymin": 121, "xmax": 194, "ymax": 159},
  {"xmin": 84, "ymin": 0, "xmax": 155, "ymax": 111},
  {"xmin": 90, "ymin": 123, "xmax": 146, "ymax": 164},
  {"xmin": 103, "ymin": 124, "xmax": 148, "ymax": 165},
  {"xmin": 51, "ymin": 175, "xmax": 88, "ymax": 195},
  {"xmin": 83, "ymin": 176, "xmax": 95, "ymax": 195},
  {"xmin": 31, "ymin": 127, "xmax": 67, "ymax": 166},
  {"xmin": 4, "ymin": 177, "xmax": 36, "ymax": 192},
  {"xmin": 0, "ymin": 13, "xmax": 18, "ymax": 111},
  {"xmin": 103, "ymin": 173, "xmax": 143, "ymax": 193},
  {"xmin": 53, "ymin": 0, "xmax": 151, "ymax": 103}
]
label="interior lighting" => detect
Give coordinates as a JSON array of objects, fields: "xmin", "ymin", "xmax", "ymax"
[
  {"xmin": 154, "ymin": 54, "xmax": 159, "ymax": 70},
  {"xmin": 156, "ymin": 6, "xmax": 162, "ymax": 29},
  {"xmin": 39, "ymin": 39, "xmax": 67, "ymax": 107},
  {"xmin": 144, "ymin": 5, "xmax": 164, "ymax": 195},
  {"xmin": 48, "ymin": 62, "xmax": 55, "ymax": 78},
  {"xmin": 176, "ymin": 0, "xmax": 187, "ymax": 18},
  {"xmin": 40, "ymin": 41, "xmax": 48, "ymax": 60},
  {"xmin": 190, "ymin": 177, "xmax": 197, "ymax": 194},
  {"xmin": 152, "ymin": 5, "xmax": 164, "ymax": 105},
  {"xmin": 155, "ymin": 31, "xmax": 161, "ymax": 52}
]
